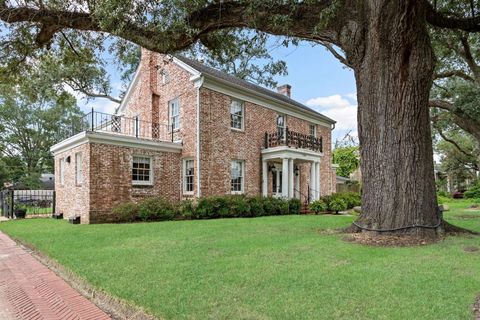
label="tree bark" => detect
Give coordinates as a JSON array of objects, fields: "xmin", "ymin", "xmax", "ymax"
[{"xmin": 347, "ymin": 1, "xmax": 440, "ymax": 236}]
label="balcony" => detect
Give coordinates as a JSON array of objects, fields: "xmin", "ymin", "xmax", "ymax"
[
  {"xmin": 264, "ymin": 128, "xmax": 323, "ymax": 153},
  {"xmin": 62, "ymin": 110, "xmax": 175, "ymax": 143}
]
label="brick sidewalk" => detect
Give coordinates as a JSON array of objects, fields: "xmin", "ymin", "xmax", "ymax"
[{"xmin": 0, "ymin": 232, "xmax": 111, "ymax": 320}]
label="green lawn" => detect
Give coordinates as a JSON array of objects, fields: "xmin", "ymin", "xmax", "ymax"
[{"xmin": 1, "ymin": 201, "xmax": 480, "ymax": 319}]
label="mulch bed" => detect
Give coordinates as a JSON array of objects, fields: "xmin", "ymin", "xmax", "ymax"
[{"xmin": 343, "ymin": 233, "xmax": 441, "ymax": 247}]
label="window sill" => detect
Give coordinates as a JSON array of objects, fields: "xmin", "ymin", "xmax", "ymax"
[
  {"xmin": 183, "ymin": 191, "xmax": 194, "ymax": 196},
  {"xmin": 132, "ymin": 182, "xmax": 154, "ymax": 187},
  {"xmin": 231, "ymin": 128, "xmax": 245, "ymax": 133},
  {"xmin": 231, "ymin": 191, "xmax": 244, "ymax": 195}
]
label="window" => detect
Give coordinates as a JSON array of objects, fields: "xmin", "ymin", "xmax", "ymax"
[
  {"xmin": 75, "ymin": 152, "xmax": 83, "ymax": 185},
  {"xmin": 277, "ymin": 114, "xmax": 286, "ymax": 140},
  {"xmin": 169, "ymin": 99, "xmax": 180, "ymax": 130},
  {"xmin": 59, "ymin": 158, "xmax": 65, "ymax": 185},
  {"xmin": 230, "ymin": 99, "xmax": 244, "ymax": 130},
  {"xmin": 160, "ymin": 69, "xmax": 170, "ymax": 84},
  {"xmin": 310, "ymin": 124, "xmax": 317, "ymax": 137},
  {"xmin": 231, "ymin": 160, "xmax": 244, "ymax": 193},
  {"xmin": 183, "ymin": 159, "xmax": 194, "ymax": 194},
  {"xmin": 132, "ymin": 156, "xmax": 153, "ymax": 185}
]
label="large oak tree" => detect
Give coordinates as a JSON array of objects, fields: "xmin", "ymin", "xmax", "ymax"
[{"xmin": 2, "ymin": 0, "xmax": 479, "ymax": 236}]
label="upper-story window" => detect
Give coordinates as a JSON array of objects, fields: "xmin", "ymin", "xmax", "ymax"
[
  {"xmin": 132, "ymin": 156, "xmax": 153, "ymax": 185},
  {"xmin": 230, "ymin": 99, "xmax": 244, "ymax": 130},
  {"xmin": 159, "ymin": 68, "xmax": 170, "ymax": 84},
  {"xmin": 169, "ymin": 99, "xmax": 180, "ymax": 130},
  {"xmin": 310, "ymin": 124, "xmax": 317, "ymax": 137},
  {"xmin": 277, "ymin": 114, "xmax": 286, "ymax": 139}
]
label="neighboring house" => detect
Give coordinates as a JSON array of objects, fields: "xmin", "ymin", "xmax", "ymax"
[{"xmin": 50, "ymin": 50, "xmax": 337, "ymax": 224}]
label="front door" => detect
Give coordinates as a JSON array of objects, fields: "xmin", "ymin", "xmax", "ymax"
[{"xmin": 272, "ymin": 169, "xmax": 283, "ymax": 197}]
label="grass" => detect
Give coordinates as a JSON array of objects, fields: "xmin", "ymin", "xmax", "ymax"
[{"xmin": 1, "ymin": 200, "xmax": 480, "ymax": 319}]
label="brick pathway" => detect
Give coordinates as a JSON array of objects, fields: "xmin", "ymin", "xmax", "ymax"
[{"xmin": 0, "ymin": 232, "xmax": 111, "ymax": 320}]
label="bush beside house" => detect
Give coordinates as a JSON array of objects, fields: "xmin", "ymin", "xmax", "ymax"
[
  {"xmin": 110, "ymin": 195, "xmax": 303, "ymax": 223},
  {"xmin": 309, "ymin": 192, "xmax": 361, "ymax": 214}
]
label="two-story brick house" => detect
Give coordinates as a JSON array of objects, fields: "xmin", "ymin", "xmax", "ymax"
[{"xmin": 50, "ymin": 50, "xmax": 337, "ymax": 223}]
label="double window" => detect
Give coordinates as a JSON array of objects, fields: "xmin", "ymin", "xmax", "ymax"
[
  {"xmin": 132, "ymin": 156, "xmax": 153, "ymax": 185},
  {"xmin": 169, "ymin": 98, "xmax": 180, "ymax": 130},
  {"xmin": 75, "ymin": 152, "xmax": 83, "ymax": 185},
  {"xmin": 231, "ymin": 160, "xmax": 245, "ymax": 193},
  {"xmin": 230, "ymin": 99, "xmax": 244, "ymax": 130},
  {"xmin": 183, "ymin": 159, "xmax": 194, "ymax": 194}
]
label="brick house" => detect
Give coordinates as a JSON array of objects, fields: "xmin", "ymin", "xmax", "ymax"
[{"xmin": 50, "ymin": 50, "xmax": 337, "ymax": 224}]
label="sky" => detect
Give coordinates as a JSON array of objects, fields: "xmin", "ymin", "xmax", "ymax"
[{"xmin": 75, "ymin": 40, "xmax": 358, "ymax": 143}]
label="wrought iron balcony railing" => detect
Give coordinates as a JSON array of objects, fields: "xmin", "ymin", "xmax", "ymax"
[
  {"xmin": 60, "ymin": 109, "xmax": 175, "ymax": 143},
  {"xmin": 264, "ymin": 128, "xmax": 323, "ymax": 152}
]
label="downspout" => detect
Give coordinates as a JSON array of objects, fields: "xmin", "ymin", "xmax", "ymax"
[{"xmin": 195, "ymin": 76, "xmax": 204, "ymax": 198}]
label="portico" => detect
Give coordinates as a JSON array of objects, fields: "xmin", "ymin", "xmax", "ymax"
[{"xmin": 261, "ymin": 146, "xmax": 322, "ymax": 200}]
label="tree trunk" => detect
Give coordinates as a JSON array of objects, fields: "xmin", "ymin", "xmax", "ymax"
[{"xmin": 350, "ymin": 1, "xmax": 440, "ymax": 236}]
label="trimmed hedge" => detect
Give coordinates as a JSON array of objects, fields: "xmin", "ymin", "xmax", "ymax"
[
  {"xmin": 310, "ymin": 192, "xmax": 361, "ymax": 214},
  {"xmin": 110, "ymin": 195, "xmax": 302, "ymax": 223}
]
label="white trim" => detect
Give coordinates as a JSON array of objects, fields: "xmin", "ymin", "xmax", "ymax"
[
  {"xmin": 195, "ymin": 78, "xmax": 203, "ymax": 198},
  {"xmin": 201, "ymin": 75, "xmax": 334, "ymax": 128},
  {"xmin": 132, "ymin": 155, "xmax": 154, "ymax": 186},
  {"xmin": 50, "ymin": 131, "xmax": 182, "ymax": 155},
  {"xmin": 261, "ymin": 146, "xmax": 322, "ymax": 163},
  {"xmin": 172, "ymin": 56, "xmax": 202, "ymax": 76},
  {"xmin": 116, "ymin": 65, "xmax": 141, "ymax": 114},
  {"xmin": 182, "ymin": 158, "xmax": 195, "ymax": 195}
]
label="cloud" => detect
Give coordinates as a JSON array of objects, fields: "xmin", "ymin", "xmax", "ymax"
[{"xmin": 305, "ymin": 93, "xmax": 357, "ymax": 131}]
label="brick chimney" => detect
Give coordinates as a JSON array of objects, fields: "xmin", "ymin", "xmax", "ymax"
[{"xmin": 277, "ymin": 84, "xmax": 292, "ymax": 98}]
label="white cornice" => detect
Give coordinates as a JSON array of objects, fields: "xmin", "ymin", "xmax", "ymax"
[
  {"xmin": 50, "ymin": 132, "xmax": 182, "ymax": 155},
  {"xmin": 261, "ymin": 146, "xmax": 323, "ymax": 162}
]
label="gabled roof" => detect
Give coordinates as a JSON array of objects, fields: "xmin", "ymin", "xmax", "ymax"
[{"xmin": 174, "ymin": 55, "xmax": 336, "ymax": 125}]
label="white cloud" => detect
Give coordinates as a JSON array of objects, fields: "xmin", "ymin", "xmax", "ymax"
[{"xmin": 305, "ymin": 93, "xmax": 358, "ymax": 131}]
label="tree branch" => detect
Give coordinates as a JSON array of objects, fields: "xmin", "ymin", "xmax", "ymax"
[
  {"xmin": 426, "ymin": 1, "xmax": 480, "ymax": 31},
  {"xmin": 319, "ymin": 41, "xmax": 353, "ymax": 68},
  {"xmin": 432, "ymin": 119, "xmax": 472, "ymax": 157},
  {"xmin": 67, "ymin": 80, "xmax": 121, "ymax": 104},
  {"xmin": 434, "ymin": 70, "xmax": 474, "ymax": 82},
  {"xmin": 460, "ymin": 35, "xmax": 480, "ymax": 78}
]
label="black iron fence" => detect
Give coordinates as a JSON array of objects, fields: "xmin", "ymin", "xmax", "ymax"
[
  {"xmin": 0, "ymin": 189, "xmax": 55, "ymax": 218},
  {"xmin": 265, "ymin": 128, "xmax": 323, "ymax": 152},
  {"xmin": 60, "ymin": 109, "xmax": 174, "ymax": 142}
]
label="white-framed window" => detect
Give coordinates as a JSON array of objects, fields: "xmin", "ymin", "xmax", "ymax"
[
  {"xmin": 310, "ymin": 124, "xmax": 317, "ymax": 137},
  {"xmin": 277, "ymin": 114, "xmax": 286, "ymax": 140},
  {"xmin": 75, "ymin": 152, "xmax": 83, "ymax": 185},
  {"xmin": 231, "ymin": 160, "xmax": 245, "ymax": 193},
  {"xmin": 230, "ymin": 99, "xmax": 244, "ymax": 130},
  {"xmin": 160, "ymin": 68, "xmax": 170, "ymax": 84},
  {"xmin": 183, "ymin": 158, "xmax": 194, "ymax": 194},
  {"xmin": 169, "ymin": 98, "xmax": 180, "ymax": 130},
  {"xmin": 59, "ymin": 158, "xmax": 65, "ymax": 186},
  {"xmin": 132, "ymin": 156, "xmax": 153, "ymax": 185}
]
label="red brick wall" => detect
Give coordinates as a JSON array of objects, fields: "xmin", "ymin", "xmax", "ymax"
[
  {"xmin": 54, "ymin": 144, "xmax": 91, "ymax": 223},
  {"xmin": 198, "ymin": 88, "xmax": 335, "ymax": 198}
]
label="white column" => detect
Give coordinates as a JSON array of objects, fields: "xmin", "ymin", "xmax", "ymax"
[
  {"xmin": 276, "ymin": 169, "xmax": 281, "ymax": 194},
  {"xmin": 295, "ymin": 169, "xmax": 300, "ymax": 199},
  {"xmin": 282, "ymin": 158, "xmax": 289, "ymax": 198},
  {"xmin": 315, "ymin": 161, "xmax": 321, "ymax": 199},
  {"xmin": 288, "ymin": 159, "xmax": 294, "ymax": 198},
  {"xmin": 310, "ymin": 162, "xmax": 316, "ymax": 200},
  {"xmin": 262, "ymin": 160, "xmax": 268, "ymax": 197}
]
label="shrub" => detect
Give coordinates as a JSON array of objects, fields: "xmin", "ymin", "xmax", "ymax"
[
  {"xmin": 227, "ymin": 196, "xmax": 251, "ymax": 217},
  {"xmin": 288, "ymin": 198, "xmax": 302, "ymax": 214},
  {"xmin": 465, "ymin": 184, "xmax": 480, "ymax": 199},
  {"xmin": 437, "ymin": 191, "xmax": 451, "ymax": 198},
  {"xmin": 309, "ymin": 199, "xmax": 327, "ymax": 214},
  {"xmin": 110, "ymin": 202, "xmax": 139, "ymax": 222},
  {"xmin": 437, "ymin": 195, "xmax": 450, "ymax": 205},
  {"xmin": 138, "ymin": 197, "xmax": 177, "ymax": 221},
  {"xmin": 328, "ymin": 198, "xmax": 348, "ymax": 214},
  {"xmin": 248, "ymin": 197, "xmax": 265, "ymax": 217},
  {"xmin": 179, "ymin": 200, "xmax": 195, "ymax": 219}
]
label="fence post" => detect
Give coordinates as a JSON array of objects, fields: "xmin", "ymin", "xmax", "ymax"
[
  {"xmin": 171, "ymin": 123, "xmax": 174, "ymax": 142},
  {"xmin": 91, "ymin": 108, "xmax": 94, "ymax": 131},
  {"xmin": 285, "ymin": 127, "xmax": 289, "ymax": 147},
  {"xmin": 9, "ymin": 189, "xmax": 14, "ymax": 219},
  {"xmin": 52, "ymin": 191, "xmax": 56, "ymax": 216}
]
